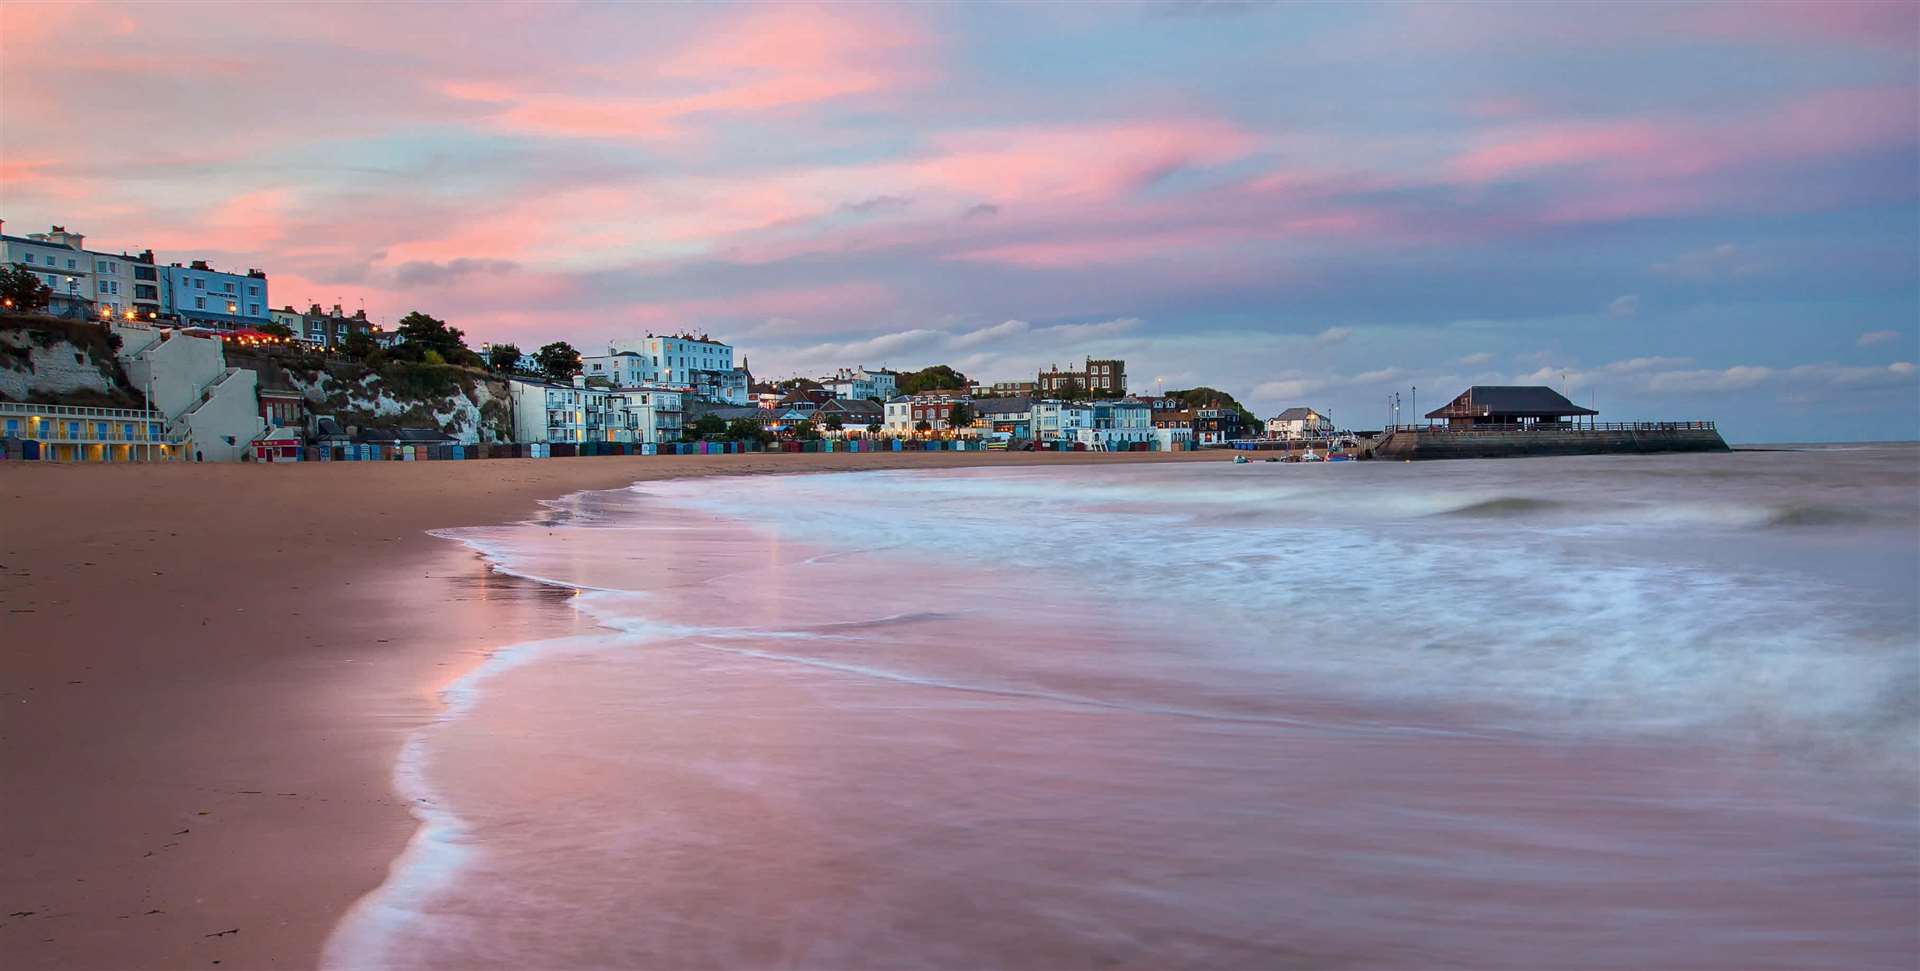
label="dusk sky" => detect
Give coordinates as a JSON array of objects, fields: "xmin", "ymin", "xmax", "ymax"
[{"xmin": 3, "ymin": 1, "xmax": 1915, "ymax": 441}]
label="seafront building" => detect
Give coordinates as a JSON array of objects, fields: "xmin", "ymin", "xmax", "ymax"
[
  {"xmin": 603, "ymin": 334, "xmax": 749, "ymax": 404},
  {"xmin": 158, "ymin": 260, "xmax": 271, "ymax": 331},
  {"xmin": 1038, "ymin": 358, "xmax": 1127, "ymax": 397},
  {"xmin": 508, "ymin": 375, "xmax": 687, "ymax": 446},
  {"xmin": 1266, "ymin": 407, "xmax": 1333, "ymax": 441},
  {"xmin": 271, "ymin": 303, "xmax": 377, "ymax": 350}
]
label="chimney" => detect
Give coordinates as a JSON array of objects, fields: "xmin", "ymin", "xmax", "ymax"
[
  {"xmin": 332, "ymin": 303, "xmax": 343, "ymax": 317},
  {"xmin": 137, "ymin": 249, "xmax": 155, "ymax": 264},
  {"xmin": 191, "ymin": 260, "xmax": 209, "ymax": 271}
]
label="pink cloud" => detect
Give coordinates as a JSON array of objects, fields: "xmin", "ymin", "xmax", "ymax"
[
  {"xmin": 445, "ymin": 4, "xmax": 928, "ymax": 140},
  {"xmin": 1451, "ymin": 121, "xmax": 1672, "ymax": 183},
  {"xmin": 910, "ymin": 119, "xmax": 1261, "ymax": 203}
]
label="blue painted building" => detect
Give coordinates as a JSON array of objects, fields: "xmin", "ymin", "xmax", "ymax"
[{"xmin": 160, "ymin": 259, "xmax": 270, "ymax": 330}]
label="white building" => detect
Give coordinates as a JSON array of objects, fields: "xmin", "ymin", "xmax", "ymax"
[
  {"xmin": 1, "ymin": 224, "xmax": 93, "ymax": 316},
  {"xmin": 823, "ymin": 366, "xmax": 897, "ymax": 401},
  {"xmin": 609, "ymin": 386, "xmax": 684, "ymax": 445},
  {"xmin": 605, "ymin": 333, "xmax": 746, "ymax": 404},
  {"xmin": 508, "ymin": 377, "xmax": 611, "ymax": 445},
  {"xmin": 509, "ymin": 376, "xmax": 686, "ymax": 445},
  {"xmin": 112, "ymin": 322, "xmax": 265, "ymax": 462},
  {"xmin": 582, "ymin": 349, "xmax": 656, "ymax": 388},
  {"xmin": 1267, "ymin": 407, "xmax": 1333, "ymax": 441}
]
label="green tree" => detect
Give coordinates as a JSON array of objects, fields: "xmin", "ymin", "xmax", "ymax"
[
  {"xmin": 396, "ymin": 311, "xmax": 468, "ymax": 356},
  {"xmin": 486, "ymin": 342, "xmax": 523, "ymax": 373},
  {"xmin": 688, "ymin": 414, "xmax": 726, "ymax": 439},
  {"xmin": 258, "ymin": 322, "xmax": 295, "ymax": 340},
  {"xmin": 947, "ymin": 402, "xmax": 975, "ymax": 428},
  {"xmin": 866, "ymin": 421, "xmax": 882, "ymax": 436},
  {"xmin": 536, "ymin": 341, "xmax": 583, "ymax": 382},
  {"xmin": 1056, "ymin": 377, "xmax": 1086, "ymax": 401},
  {"xmin": 791, "ymin": 419, "xmax": 821, "ymax": 441},
  {"xmin": 725, "ymin": 418, "xmax": 768, "ymax": 443},
  {"xmin": 341, "ymin": 330, "xmax": 378, "ymax": 359},
  {"xmin": 776, "ymin": 377, "xmax": 822, "ymax": 392},
  {"xmin": 914, "ymin": 419, "xmax": 932, "ymax": 435},
  {"xmin": 823, "ymin": 413, "xmax": 845, "ymax": 435},
  {"xmin": 898, "ymin": 365, "xmax": 969, "ymax": 395},
  {"xmin": 0, "ymin": 265, "xmax": 51, "ymax": 313}
]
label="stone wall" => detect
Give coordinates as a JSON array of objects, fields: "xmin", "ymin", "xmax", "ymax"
[{"xmin": 1373, "ymin": 427, "xmax": 1730, "ymax": 461}]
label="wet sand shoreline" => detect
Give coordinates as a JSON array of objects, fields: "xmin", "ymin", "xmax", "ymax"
[{"xmin": 0, "ymin": 450, "xmax": 1216, "ymax": 970}]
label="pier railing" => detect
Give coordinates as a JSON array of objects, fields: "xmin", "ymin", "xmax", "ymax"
[{"xmin": 1386, "ymin": 421, "xmax": 1716, "ymax": 435}]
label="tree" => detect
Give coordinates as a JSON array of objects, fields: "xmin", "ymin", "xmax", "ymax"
[
  {"xmin": 487, "ymin": 342, "xmax": 523, "ymax": 373},
  {"xmin": 914, "ymin": 419, "xmax": 932, "ymax": 435},
  {"xmin": 947, "ymin": 402, "xmax": 975, "ymax": 429},
  {"xmin": 791, "ymin": 419, "xmax": 821, "ymax": 441},
  {"xmin": 725, "ymin": 418, "xmax": 769, "ymax": 444},
  {"xmin": 866, "ymin": 421, "xmax": 882, "ymax": 437},
  {"xmin": 341, "ymin": 330, "xmax": 378, "ymax": 359},
  {"xmin": 0, "ymin": 265, "xmax": 51, "ymax": 313},
  {"xmin": 776, "ymin": 377, "xmax": 822, "ymax": 392},
  {"xmin": 898, "ymin": 365, "xmax": 969, "ymax": 396},
  {"xmin": 536, "ymin": 341, "xmax": 582, "ymax": 382},
  {"xmin": 688, "ymin": 414, "xmax": 726, "ymax": 439},
  {"xmin": 1166, "ymin": 386, "xmax": 1259, "ymax": 431},
  {"xmin": 823, "ymin": 413, "xmax": 845, "ymax": 435},
  {"xmin": 1055, "ymin": 377, "xmax": 1086, "ymax": 401},
  {"xmin": 396, "ymin": 311, "xmax": 468, "ymax": 356},
  {"xmin": 258, "ymin": 322, "xmax": 294, "ymax": 340}
]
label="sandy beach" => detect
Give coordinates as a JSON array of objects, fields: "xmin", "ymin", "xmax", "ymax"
[{"xmin": 0, "ymin": 450, "xmax": 1216, "ymax": 970}]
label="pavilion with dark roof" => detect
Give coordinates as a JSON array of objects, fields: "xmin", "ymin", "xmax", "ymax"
[{"xmin": 1425, "ymin": 386, "xmax": 1598, "ymax": 428}]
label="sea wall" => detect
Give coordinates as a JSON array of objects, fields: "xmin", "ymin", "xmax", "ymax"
[{"xmin": 1373, "ymin": 427, "xmax": 1730, "ymax": 461}]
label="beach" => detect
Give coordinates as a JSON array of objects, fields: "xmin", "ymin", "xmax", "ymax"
[{"xmin": 0, "ymin": 450, "xmax": 1216, "ymax": 970}]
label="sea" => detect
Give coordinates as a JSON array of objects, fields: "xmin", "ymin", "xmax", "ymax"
[{"xmin": 325, "ymin": 446, "xmax": 1920, "ymax": 970}]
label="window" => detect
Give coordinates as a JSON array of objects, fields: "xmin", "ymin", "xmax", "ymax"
[
  {"xmin": 44, "ymin": 274, "xmax": 56, "ymax": 287},
  {"xmin": 99, "ymin": 280, "xmax": 109, "ymax": 292},
  {"xmin": 224, "ymin": 282, "xmax": 235, "ymax": 294},
  {"xmin": 66, "ymin": 259, "xmax": 75, "ymax": 269},
  {"xmin": 194, "ymin": 278, "xmax": 205, "ymax": 289},
  {"xmin": 96, "ymin": 260, "xmax": 107, "ymax": 271},
  {"xmin": 248, "ymin": 285, "xmax": 259, "ymax": 296},
  {"xmin": 110, "ymin": 282, "xmax": 119, "ymax": 295},
  {"xmin": 194, "ymin": 297, "xmax": 206, "ymax": 310}
]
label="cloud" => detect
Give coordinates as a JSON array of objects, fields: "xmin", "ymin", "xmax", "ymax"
[
  {"xmin": 1652, "ymin": 243, "xmax": 1759, "ymax": 281},
  {"xmin": 1457, "ymin": 352, "xmax": 1493, "ymax": 366},
  {"xmin": 949, "ymin": 318, "xmax": 1030, "ymax": 349},
  {"xmin": 1606, "ymin": 295, "xmax": 1640, "ymax": 318},
  {"xmin": 840, "ymin": 195, "xmax": 912, "ymax": 215},
  {"xmin": 1642, "ymin": 366, "xmax": 1776, "ymax": 393},
  {"xmin": 391, "ymin": 257, "xmax": 519, "ymax": 287},
  {"xmin": 962, "ymin": 203, "xmax": 1000, "ymax": 219},
  {"xmin": 1314, "ymin": 326, "xmax": 1351, "ymax": 346},
  {"xmin": 1857, "ymin": 330, "xmax": 1900, "ymax": 347}
]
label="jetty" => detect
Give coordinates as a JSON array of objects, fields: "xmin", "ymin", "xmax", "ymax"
[{"xmin": 1372, "ymin": 386, "xmax": 1728, "ymax": 460}]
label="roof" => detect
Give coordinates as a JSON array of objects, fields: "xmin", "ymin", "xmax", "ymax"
[
  {"xmin": 1273, "ymin": 407, "xmax": 1323, "ymax": 421},
  {"xmin": 1427, "ymin": 386, "xmax": 1597, "ymax": 419},
  {"xmin": 976, "ymin": 396, "xmax": 1033, "ymax": 415}
]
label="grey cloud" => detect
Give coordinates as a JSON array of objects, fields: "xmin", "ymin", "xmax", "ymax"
[
  {"xmin": 392, "ymin": 258, "xmax": 518, "ymax": 287},
  {"xmin": 841, "ymin": 195, "xmax": 912, "ymax": 215}
]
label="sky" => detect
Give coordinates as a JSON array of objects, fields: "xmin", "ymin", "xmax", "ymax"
[{"xmin": 2, "ymin": 1, "xmax": 1916, "ymax": 441}]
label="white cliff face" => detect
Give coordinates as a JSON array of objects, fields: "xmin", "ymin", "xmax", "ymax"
[
  {"xmin": 0, "ymin": 328, "xmax": 124, "ymax": 402},
  {"xmin": 279, "ymin": 364, "xmax": 512, "ymax": 443}
]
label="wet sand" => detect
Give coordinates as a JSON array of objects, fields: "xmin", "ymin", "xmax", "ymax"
[{"xmin": 0, "ymin": 449, "xmax": 1215, "ymax": 970}]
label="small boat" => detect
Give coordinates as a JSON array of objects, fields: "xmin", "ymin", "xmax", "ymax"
[
  {"xmin": 1233, "ymin": 454, "xmax": 1249, "ymax": 464},
  {"xmin": 1300, "ymin": 447, "xmax": 1323, "ymax": 462}
]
